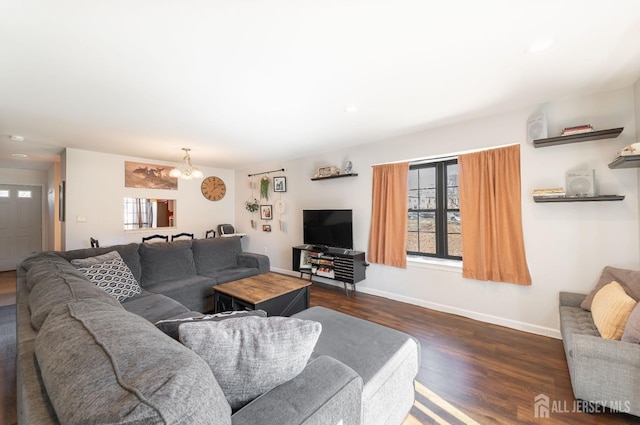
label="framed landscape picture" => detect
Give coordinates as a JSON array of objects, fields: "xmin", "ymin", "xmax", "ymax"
[{"xmin": 125, "ymin": 161, "xmax": 178, "ymax": 189}]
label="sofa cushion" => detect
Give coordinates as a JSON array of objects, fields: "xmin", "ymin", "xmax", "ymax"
[
  {"xmin": 26, "ymin": 253, "xmax": 122, "ymax": 330},
  {"xmin": 71, "ymin": 251, "xmax": 142, "ymax": 301},
  {"xmin": 23, "ymin": 252, "xmax": 87, "ymax": 291},
  {"xmin": 180, "ymin": 316, "xmax": 321, "ymax": 411},
  {"xmin": 559, "ymin": 306, "xmax": 599, "ymax": 339},
  {"xmin": 581, "ymin": 266, "xmax": 640, "ymax": 311},
  {"xmin": 139, "ymin": 240, "xmax": 197, "ymax": 286},
  {"xmin": 200, "ymin": 267, "xmax": 259, "ymax": 284},
  {"xmin": 54, "ymin": 243, "xmax": 143, "ymax": 283},
  {"xmin": 144, "ymin": 275, "xmax": 216, "ymax": 312},
  {"xmin": 121, "ymin": 289, "xmax": 192, "ymax": 323},
  {"xmin": 34, "ymin": 299, "xmax": 231, "ymax": 425},
  {"xmin": 192, "ymin": 237, "xmax": 242, "ymax": 275},
  {"xmin": 622, "ymin": 302, "xmax": 640, "ymax": 344},
  {"xmin": 591, "ymin": 281, "xmax": 637, "ymax": 340},
  {"xmin": 293, "ymin": 306, "xmax": 420, "ymax": 425},
  {"xmin": 155, "ymin": 309, "xmax": 267, "ymax": 340}
]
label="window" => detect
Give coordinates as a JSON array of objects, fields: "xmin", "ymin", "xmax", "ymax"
[
  {"xmin": 124, "ymin": 197, "xmax": 176, "ymax": 230},
  {"xmin": 407, "ymin": 158, "xmax": 461, "ymax": 260},
  {"xmin": 18, "ymin": 190, "xmax": 32, "ymax": 198},
  {"xmin": 124, "ymin": 197, "xmax": 152, "ymax": 230},
  {"xmin": 0, "ymin": 190, "xmax": 9, "ymax": 198}
]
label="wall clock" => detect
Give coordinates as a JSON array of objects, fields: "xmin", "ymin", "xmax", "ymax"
[{"xmin": 201, "ymin": 176, "xmax": 226, "ymax": 201}]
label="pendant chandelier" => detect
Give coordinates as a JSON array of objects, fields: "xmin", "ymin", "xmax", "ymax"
[{"xmin": 169, "ymin": 148, "xmax": 203, "ymax": 180}]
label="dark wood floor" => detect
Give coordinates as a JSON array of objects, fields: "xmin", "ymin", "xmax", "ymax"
[
  {"xmin": 1, "ymin": 272, "xmax": 638, "ymax": 424},
  {"xmin": 309, "ymin": 283, "xmax": 640, "ymax": 425}
]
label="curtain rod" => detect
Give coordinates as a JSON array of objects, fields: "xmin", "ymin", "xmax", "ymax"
[
  {"xmin": 371, "ymin": 143, "xmax": 518, "ymax": 166},
  {"xmin": 247, "ymin": 168, "xmax": 285, "ymax": 177}
]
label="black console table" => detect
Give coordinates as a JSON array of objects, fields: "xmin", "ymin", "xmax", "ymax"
[{"xmin": 292, "ymin": 245, "xmax": 367, "ymax": 295}]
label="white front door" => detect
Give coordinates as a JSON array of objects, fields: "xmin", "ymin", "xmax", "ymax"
[{"xmin": 0, "ymin": 185, "xmax": 43, "ymax": 271}]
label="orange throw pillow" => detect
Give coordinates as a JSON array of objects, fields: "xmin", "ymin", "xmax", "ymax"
[{"xmin": 591, "ymin": 281, "xmax": 637, "ymax": 340}]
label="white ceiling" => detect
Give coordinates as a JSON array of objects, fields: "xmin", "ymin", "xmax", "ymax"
[{"xmin": 1, "ymin": 0, "xmax": 640, "ymax": 171}]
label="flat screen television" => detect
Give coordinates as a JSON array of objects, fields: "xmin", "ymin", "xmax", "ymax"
[{"xmin": 303, "ymin": 209, "xmax": 353, "ymax": 250}]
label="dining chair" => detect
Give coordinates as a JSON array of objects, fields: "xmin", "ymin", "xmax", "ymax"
[
  {"xmin": 142, "ymin": 234, "xmax": 169, "ymax": 243},
  {"xmin": 171, "ymin": 232, "xmax": 194, "ymax": 241},
  {"xmin": 205, "ymin": 229, "xmax": 216, "ymax": 238},
  {"xmin": 90, "ymin": 237, "xmax": 100, "ymax": 248}
]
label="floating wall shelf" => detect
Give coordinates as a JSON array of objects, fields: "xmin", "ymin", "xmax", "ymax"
[
  {"xmin": 311, "ymin": 173, "xmax": 358, "ymax": 181},
  {"xmin": 533, "ymin": 195, "xmax": 625, "ymax": 203},
  {"xmin": 532, "ymin": 127, "xmax": 624, "ymax": 148},
  {"xmin": 608, "ymin": 155, "xmax": 640, "ymax": 169}
]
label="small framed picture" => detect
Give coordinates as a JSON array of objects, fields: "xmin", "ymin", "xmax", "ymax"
[
  {"xmin": 260, "ymin": 205, "xmax": 273, "ymax": 220},
  {"xmin": 263, "ymin": 224, "xmax": 271, "ymax": 232},
  {"xmin": 274, "ymin": 176, "xmax": 287, "ymax": 192}
]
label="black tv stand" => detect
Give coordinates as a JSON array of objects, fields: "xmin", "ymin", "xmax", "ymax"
[
  {"xmin": 292, "ymin": 245, "xmax": 367, "ymax": 295},
  {"xmin": 305, "ymin": 244, "xmax": 329, "ymax": 252}
]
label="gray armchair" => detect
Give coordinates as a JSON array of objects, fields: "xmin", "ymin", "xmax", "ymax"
[{"xmin": 559, "ymin": 291, "xmax": 640, "ymax": 416}]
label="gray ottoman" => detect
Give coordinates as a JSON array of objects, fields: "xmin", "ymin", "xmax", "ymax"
[{"xmin": 293, "ymin": 306, "xmax": 420, "ymax": 425}]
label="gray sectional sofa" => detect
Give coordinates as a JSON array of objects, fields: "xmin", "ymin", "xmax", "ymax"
[
  {"xmin": 55, "ymin": 236, "xmax": 270, "ymax": 313},
  {"xmin": 17, "ymin": 236, "xmax": 420, "ymax": 425}
]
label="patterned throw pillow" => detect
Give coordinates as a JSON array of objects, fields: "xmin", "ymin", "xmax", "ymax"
[{"xmin": 72, "ymin": 251, "xmax": 142, "ymax": 302}]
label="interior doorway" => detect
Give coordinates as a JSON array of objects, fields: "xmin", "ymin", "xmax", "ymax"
[{"xmin": 0, "ymin": 185, "xmax": 43, "ymax": 271}]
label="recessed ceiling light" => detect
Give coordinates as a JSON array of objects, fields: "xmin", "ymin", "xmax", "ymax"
[
  {"xmin": 11, "ymin": 153, "xmax": 28, "ymax": 158},
  {"xmin": 526, "ymin": 38, "xmax": 555, "ymax": 54},
  {"xmin": 344, "ymin": 105, "xmax": 358, "ymax": 113},
  {"xmin": 10, "ymin": 135, "xmax": 24, "ymax": 142}
]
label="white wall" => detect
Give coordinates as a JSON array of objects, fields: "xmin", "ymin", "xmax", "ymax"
[
  {"xmin": 235, "ymin": 86, "xmax": 639, "ymax": 338},
  {"xmin": 63, "ymin": 148, "xmax": 236, "ymax": 249}
]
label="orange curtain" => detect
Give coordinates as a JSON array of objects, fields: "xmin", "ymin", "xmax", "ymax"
[
  {"xmin": 458, "ymin": 145, "xmax": 531, "ymax": 285},
  {"xmin": 368, "ymin": 162, "xmax": 409, "ymax": 268}
]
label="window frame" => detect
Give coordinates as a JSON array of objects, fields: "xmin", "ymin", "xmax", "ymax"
[{"xmin": 407, "ymin": 158, "xmax": 461, "ymax": 260}]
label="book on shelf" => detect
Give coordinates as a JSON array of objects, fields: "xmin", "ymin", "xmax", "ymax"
[
  {"xmin": 563, "ymin": 124, "xmax": 592, "ymax": 131},
  {"xmin": 561, "ymin": 124, "xmax": 593, "ymax": 136},
  {"xmin": 533, "ymin": 188, "xmax": 566, "ymax": 198},
  {"xmin": 316, "ymin": 266, "xmax": 335, "ymax": 278}
]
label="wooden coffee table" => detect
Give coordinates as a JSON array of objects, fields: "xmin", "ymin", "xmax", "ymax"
[{"xmin": 213, "ymin": 272, "xmax": 311, "ymax": 316}]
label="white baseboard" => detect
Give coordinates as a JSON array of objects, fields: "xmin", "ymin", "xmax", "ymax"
[
  {"xmin": 269, "ymin": 267, "xmax": 562, "ymax": 339},
  {"xmin": 361, "ymin": 287, "xmax": 561, "ymax": 339}
]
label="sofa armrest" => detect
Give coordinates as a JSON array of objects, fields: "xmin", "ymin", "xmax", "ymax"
[
  {"xmin": 572, "ymin": 334, "xmax": 640, "ymax": 366},
  {"xmin": 559, "ymin": 291, "xmax": 587, "ymax": 308},
  {"xmin": 569, "ymin": 333, "xmax": 640, "ymax": 415},
  {"xmin": 237, "ymin": 252, "xmax": 270, "ymax": 273},
  {"xmin": 231, "ymin": 356, "xmax": 362, "ymax": 425}
]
